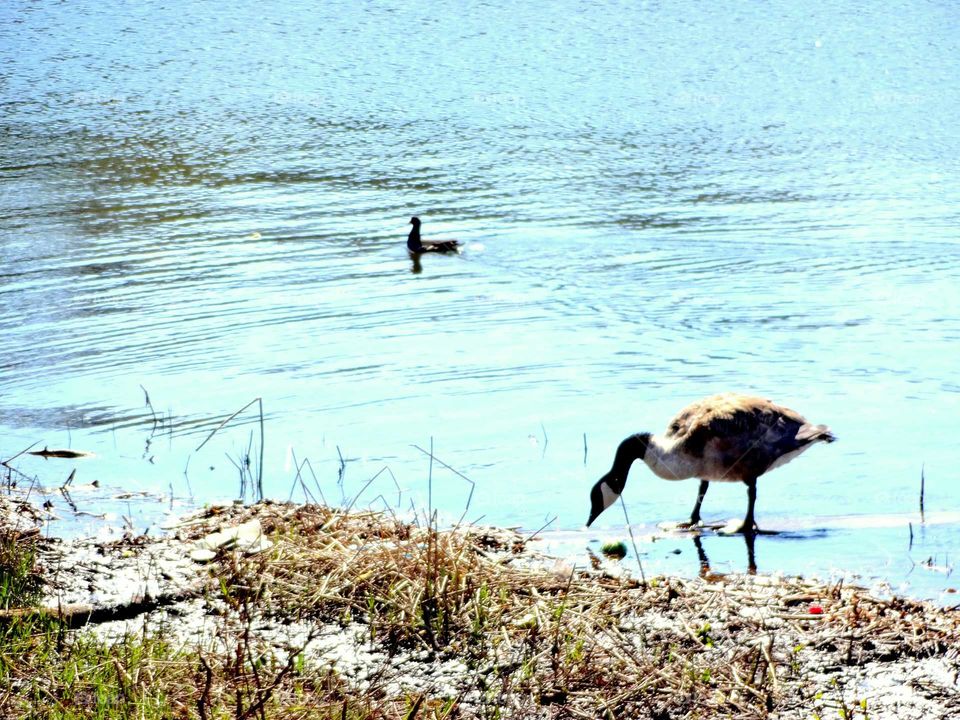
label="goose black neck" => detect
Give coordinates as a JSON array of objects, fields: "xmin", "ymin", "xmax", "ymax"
[
  {"xmin": 407, "ymin": 225, "xmax": 422, "ymax": 251},
  {"xmin": 608, "ymin": 433, "xmax": 649, "ymax": 492}
]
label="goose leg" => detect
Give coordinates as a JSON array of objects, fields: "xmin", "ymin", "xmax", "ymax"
[
  {"xmin": 691, "ymin": 479, "xmax": 709, "ymax": 524},
  {"xmin": 679, "ymin": 480, "xmax": 709, "ymax": 528},
  {"xmin": 740, "ymin": 477, "xmax": 758, "ymax": 535}
]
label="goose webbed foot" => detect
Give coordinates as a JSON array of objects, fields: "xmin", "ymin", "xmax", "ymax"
[{"xmin": 721, "ymin": 518, "xmax": 759, "ymax": 536}]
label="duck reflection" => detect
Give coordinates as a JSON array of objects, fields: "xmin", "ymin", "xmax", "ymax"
[
  {"xmin": 692, "ymin": 532, "xmax": 757, "ymax": 577},
  {"xmin": 410, "ymin": 252, "xmax": 423, "ymax": 274}
]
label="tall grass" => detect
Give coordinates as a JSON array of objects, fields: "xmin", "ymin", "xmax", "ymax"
[{"xmin": 0, "ymin": 530, "xmax": 43, "ymax": 609}]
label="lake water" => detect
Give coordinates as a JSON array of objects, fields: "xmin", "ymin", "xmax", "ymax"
[{"xmin": 2, "ymin": 0, "xmax": 959, "ymax": 600}]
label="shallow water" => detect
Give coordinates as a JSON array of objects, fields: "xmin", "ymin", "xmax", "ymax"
[{"xmin": 2, "ymin": 1, "xmax": 959, "ymax": 600}]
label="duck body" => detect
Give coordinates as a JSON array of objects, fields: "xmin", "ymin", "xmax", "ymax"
[
  {"xmin": 587, "ymin": 392, "xmax": 835, "ymax": 533},
  {"xmin": 407, "ymin": 216, "xmax": 460, "ymax": 253}
]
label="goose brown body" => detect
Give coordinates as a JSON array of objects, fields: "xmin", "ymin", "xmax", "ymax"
[{"xmin": 587, "ymin": 393, "xmax": 835, "ymax": 533}]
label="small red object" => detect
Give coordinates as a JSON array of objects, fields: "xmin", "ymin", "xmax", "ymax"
[{"xmin": 808, "ymin": 605, "xmax": 824, "ymax": 615}]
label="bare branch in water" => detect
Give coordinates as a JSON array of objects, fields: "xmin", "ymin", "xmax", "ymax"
[
  {"xmin": 195, "ymin": 398, "xmax": 262, "ymax": 452},
  {"xmin": 411, "ymin": 442, "xmax": 476, "ymax": 527}
]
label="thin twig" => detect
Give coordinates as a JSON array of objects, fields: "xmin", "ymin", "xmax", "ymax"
[
  {"xmin": 428, "ymin": 436, "xmax": 434, "ymax": 524},
  {"xmin": 343, "ymin": 473, "xmax": 379, "ymax": 515},
  {"xmin": 140, "ymin": 384, "xmax": 157, "ymax": 431},
  {"xmin": 302, "ymin": 457, "xmax": 327, "ymax": 506},
  {"xmin": 920, "ymin": 463, "xmax": 926, "ymax": 521},
  {"xmin": 257, "ymin": 397, "xmax": 265, "ymax": 498},
  {"xmin": 411, "ymin": 443, "xmax": 476, "ymax": 526},
  {"xmin": 525, "ymin": 515, "xmax": 557, "ymax": 544},
  {"xmin": 195, "ymin": 398, "xmax": 262, "ymax": 452},
  {"xmin": 619, "ymin": 496, "xmax": 646, "ymax": 588},
  {"xmin": 2, "ymin": 441, "xmax": 42, "ymax": 471},
  {"xmin": 183, "ymin": 455, "xmax": 194, "ymax": 500}
]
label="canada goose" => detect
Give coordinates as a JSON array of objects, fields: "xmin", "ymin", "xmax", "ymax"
[
  {"xmin": 407, "ymin": 217, "xmax": 460, "ymax": 253},
  {"xmin": 586, "ymin": 393, "xmax": 835, "ymax": 534}
]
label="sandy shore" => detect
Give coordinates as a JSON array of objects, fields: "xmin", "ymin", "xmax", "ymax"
[{"xmin": 2, "ymin": 498, "xmax": 959, "ymax": 719}]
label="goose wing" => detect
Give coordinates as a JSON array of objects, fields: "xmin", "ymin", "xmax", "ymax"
[{"xmin": 664, "ymin": 393, "xmax": 826, "ymax": 478}]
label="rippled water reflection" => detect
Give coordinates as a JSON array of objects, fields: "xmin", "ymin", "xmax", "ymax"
[{"xmin": 2, "ymin": 0, "xmax": 959, "ymax": 598}]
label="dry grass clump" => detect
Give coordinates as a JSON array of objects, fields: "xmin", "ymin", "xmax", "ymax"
[
  {"xmin": 185, "ymin": 503, "xmax": 566, "ymax": 654},
  {"xmin": 177, "ymin": 503, "xmax": 960, "ymax": 719}
]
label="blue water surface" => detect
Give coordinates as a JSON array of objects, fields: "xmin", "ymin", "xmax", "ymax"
[{"xmin": 1, "ymin": 0, "xmax": 958, "ymax": 599}]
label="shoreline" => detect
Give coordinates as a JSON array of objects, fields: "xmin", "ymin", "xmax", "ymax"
[{"xmin": 2, "ymin": 498, "xmax": 959, "ymax": 718}]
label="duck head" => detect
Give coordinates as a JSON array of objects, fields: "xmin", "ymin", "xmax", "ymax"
[
  {"xmin": 586, "ymin": 432, "xmax": 650, "ymax": 527},
  {"xmin": 409, "ymin": 216, "xmax": 421, "ymax": 226}
]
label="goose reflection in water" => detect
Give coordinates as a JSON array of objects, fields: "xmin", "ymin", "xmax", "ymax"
[
  {"xmin": 410, "ymin": 253, "xmax": 423, "ymax": 274},
  {"xmin": 692, "ymin": 533, "xmax": 758, "ymax": 577}
]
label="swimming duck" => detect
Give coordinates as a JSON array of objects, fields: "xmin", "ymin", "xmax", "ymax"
[
  {"xmin": 407, "ymin": 217, "xmax": 460, "ymax": 253},
  {"xmin": 586, "ymin": 393, "xmax": 835, "ymax": 534}
]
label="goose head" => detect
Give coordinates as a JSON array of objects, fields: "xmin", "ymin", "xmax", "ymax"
[
  {"xmin": 586, "ymin": 432, "xmax": 650, "ymax": 527},
  {"xmin": 409, "ymin": 216, "xmax": 421, "ymax": 226}
]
